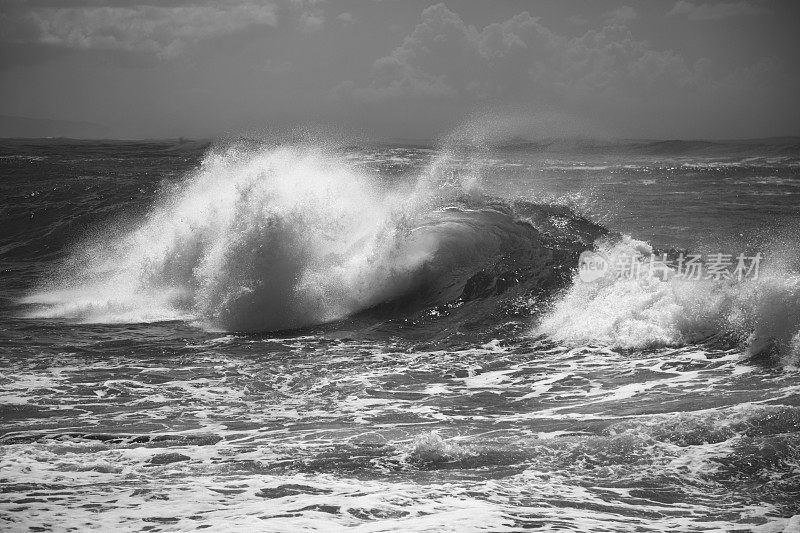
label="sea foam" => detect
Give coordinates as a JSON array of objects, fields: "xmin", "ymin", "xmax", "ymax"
[{"xmin": 536, "ymin": 235, "xmax": 800, "ymax": 363}]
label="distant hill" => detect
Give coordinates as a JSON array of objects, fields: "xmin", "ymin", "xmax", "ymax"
[{"xmin": 0, "ymin": 115, "xmax": 110, "ymax": 139}]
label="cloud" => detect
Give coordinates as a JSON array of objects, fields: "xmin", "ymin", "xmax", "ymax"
[
  {"xmin": 342, "ymin": 3, "xmax": 703, "ymax": 105},
  {"xmin": 668, "ymin": 1, "xmax": 771, "ymax": 20},
  {"xmin": 0, "ymin": 0, "xmax": 325, "ymax": 59},
  {"xmin": 335, "ymin": 12, "xmax": 355, "ymax": 25},
  {"xmin": 261, "ymin": 58, "xmax": 295, "ymax": 73},
  {"xmin": 605, "ymin": 6, "xmax": 638, "ymax": 24}
]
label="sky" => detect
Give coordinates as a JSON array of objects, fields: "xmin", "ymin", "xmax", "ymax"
[{"xmin": 1, "ymin": 0, "xmax": 798, "ymax": 140}]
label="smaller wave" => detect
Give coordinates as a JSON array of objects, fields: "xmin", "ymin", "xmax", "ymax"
[
  {"xmin": 405, "ymin": 431, "xmax": 530, "ymax": 470},
  {"xmin": 535, "ymin": 236, "xmax": 800, "ymax": 363},
  {"xmin": 497, "ymin": 137, "xmax": 800, "ymax": 157},
  {"xmin": 406, "ymin": 431, "xmax": 473, "ymax": 465},
  {"xmin": 545, "ymin": 164, "xmax": 613, "ymax": 171},
  {"xmin": 0, "ymin": 154, "xmax": 47, "ymax": 161}
]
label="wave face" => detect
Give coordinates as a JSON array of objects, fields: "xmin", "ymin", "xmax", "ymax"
[{"xmin": 21, "ymin": 143, "xmax": 603, "ymax": 332}]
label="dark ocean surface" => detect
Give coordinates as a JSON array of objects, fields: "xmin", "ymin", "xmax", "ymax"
[{"xmin": 1, "ymin": 138, "xmax": 799, "ymax": 531}]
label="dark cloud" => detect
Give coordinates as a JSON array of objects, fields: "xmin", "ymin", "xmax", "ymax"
[
  {"xmin": 1, "ymin": 0, "xmax": 797, "ymax": 139},
  {"xmin": 335, "ymin": 12, "xmax": 354, "ymax": 25},
  {"xmin": 343, "ymin": 4, "xmax": 706, "ymax": 105},
  {"xmin": 668, "ymin": 1, "xmax": 771, "ymax": 21},
  {"xmin": 0, "ymin": 0, "xmax": 324, "ymax": 62},
  {"xmin": 328, "ymin": 2, "xmax": 799, "ymax": 138}
]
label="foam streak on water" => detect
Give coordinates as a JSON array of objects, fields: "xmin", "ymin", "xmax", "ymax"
[{"xmin": 1, "ymin": 330, "xmax": 799, "ymax": 532}]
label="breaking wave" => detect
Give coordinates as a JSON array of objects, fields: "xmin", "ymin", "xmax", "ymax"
[
  {"xmin": 21, "ymin": 142, "xmax": 600, "ymax": 332},
  {"xmin": 535, "ymin": 236, "xmax": 800, "ymax": 363},
  {"xmin": 19, "ymin": 140, "xmax": 800, "ymax": 361}
]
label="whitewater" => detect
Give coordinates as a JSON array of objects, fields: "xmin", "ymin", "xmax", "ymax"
[{"xmin": 1, "ymin": 135, "xmax": 799, "ymax": 531}]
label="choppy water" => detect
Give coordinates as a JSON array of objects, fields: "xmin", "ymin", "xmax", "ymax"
[{"xmin": 1, "ymin": 137, "xmax": 799, "ymax": 532}]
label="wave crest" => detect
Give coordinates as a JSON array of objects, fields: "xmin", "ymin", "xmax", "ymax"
[{"xmin": 22, "ymin": 143, "xmax": 600, "ymax": 332}]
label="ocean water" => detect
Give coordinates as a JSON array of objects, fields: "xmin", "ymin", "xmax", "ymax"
[{"xmin": 1, "ymin": 137, "xmax": 799, "ymax": 532}]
